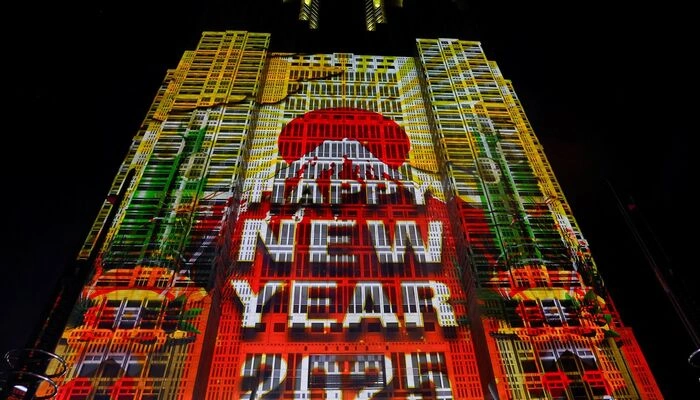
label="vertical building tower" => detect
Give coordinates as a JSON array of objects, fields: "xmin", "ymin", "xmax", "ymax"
[
  {"xmin": 33, "ymin": 31, "xmax": 662, "ymax": 399},
  {"xmin": 292, "ymin": 0, "xmax": 400, "ymax": 30}
]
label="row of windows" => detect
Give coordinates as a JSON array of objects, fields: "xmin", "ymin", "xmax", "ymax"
[
  {"xmin": 302, "ymin": 82, "xmax": 395, "ymax": 98},
  {"xmin": 77, "ymin": 353, "xmax": 172, "ymax": 379},
  {"xmin": 289, "ymin": 70, "xmax": 399, "ymax": 83},
  {"xmin": 499, "ymin": 299, "xmax": 581, "ymax": 328}
]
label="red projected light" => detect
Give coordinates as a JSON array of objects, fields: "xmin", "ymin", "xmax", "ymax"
[
  {"xmin": 210, "ymin": 107, "xmax": 480, "ymax": 398},
  {"xmin": 278, "ymin": 107, "xmax": 411, "ymax": 169}
]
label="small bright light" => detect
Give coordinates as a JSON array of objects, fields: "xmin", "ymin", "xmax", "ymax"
[
  {"xmin": 689, "ymin": 348, "xmax": 700, "ymax": 368},
  {"xmin": 13, "ymin": 385, "xmax": 28, "ymax": 392}
]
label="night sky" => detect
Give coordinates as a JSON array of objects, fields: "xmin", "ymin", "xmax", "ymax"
[{"xmin": 2, "ymin": 0, "xmax": 694, "ymax": 397}]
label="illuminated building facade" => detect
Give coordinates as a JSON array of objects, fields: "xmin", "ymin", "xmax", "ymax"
[{"xmin": 40, "ymin": 30, "xmax": 663, "ymax": 399}]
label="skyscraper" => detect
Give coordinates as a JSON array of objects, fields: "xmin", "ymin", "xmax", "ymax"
[{"xmin": 5, "ymin": 30, "xmax": 664, "ymax": 399}]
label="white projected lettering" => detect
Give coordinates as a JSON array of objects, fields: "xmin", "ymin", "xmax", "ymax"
[
  {"xmin": 240, "ymin": 353, "xmax": 452, "ymax": 399},
  {"xmin": 238, "ymin": 219, "xmax": 297, "ymax": 263},
  {"xmin": 367, "ymin": 220, "xmax": 443, "ymax": 264},
  {"xmin": 229, "ymin": 122, "xmax": 467, "ymax": 398},
  {"xmin": 272, "ymin": 177, "xmax": 402, "ymax": 206},
  {"xmin": 231, "ymin": 280, "xmax": 456, "ymax": 329},
  {"xmin": 294, "ymin": 354, "xmax": 393, "ymax": 400},
  {"xmin": 309, "ymin": 220, "xmax": 357, "ymax": 263},
  {"xmin": 404, "ymin": 352, "xmax": 454, "ymax": 399},
  {"xmin": 238, "ymin": 220, "xmax": 442, "ymax": 264},
  {"xmin": 343, "ymin": 282, "xmax": 400, "ymax": 328},
  {"xmin": 232, "ymin": 280, "xmax": 285, "ymax": 328},
  {"xmin": 401, "ymin": 281, "xmax": 457, "ymax": 328},
  {"xmin": 289, "ymin": 281, "xmax": 338, "ymax": 328},
  {"xmin": 239, "ymin": 354, "xmax": 287, "ymax": 400}
]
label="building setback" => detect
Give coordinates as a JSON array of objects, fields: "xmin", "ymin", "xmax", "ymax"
[{"xmin": 31, "ymin": 30, "xmax": 662, "ymax": 399}]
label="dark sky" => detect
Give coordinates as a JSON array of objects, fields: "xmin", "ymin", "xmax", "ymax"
[{"xmin": 2, "ymin": 0, "xmax": 694, "ymax": 397}]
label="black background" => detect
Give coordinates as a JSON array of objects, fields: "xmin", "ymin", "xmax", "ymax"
[{"xmin": 1, "ymin": 1, "xmax": 695, "ymax": 398}]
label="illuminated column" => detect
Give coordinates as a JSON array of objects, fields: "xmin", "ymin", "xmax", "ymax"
[
  {"xmin": 52, "ymin": 31, "xmax": 270, "ymax": 400},
  {"xmin": 298, "ymin": 0, "xmax": 321, "ymax": 29},
  {"xmin": 365, "ymin": 0, "xmax": 387, "ymax": 31},
  {"xmin": 417, "ymin": 38, "xmax": 664, "ymax": 400}
]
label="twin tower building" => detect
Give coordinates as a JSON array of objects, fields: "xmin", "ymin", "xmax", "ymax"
[{"xmin": 26, "ymin": 31, "xmax": 663, "ymax": 399}]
